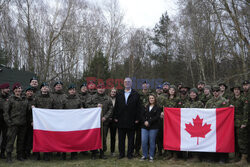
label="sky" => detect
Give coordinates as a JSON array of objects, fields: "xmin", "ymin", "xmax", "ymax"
[
  {"xmin": 119, "ymin": 0, "xmax": 178, "ymax": 28},
  {"xmin": 90, "ymin": 0, "xmax": 179, "ymax": 28}
]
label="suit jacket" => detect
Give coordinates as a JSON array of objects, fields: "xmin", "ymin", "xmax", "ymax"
[
  {"xmin": 141, "ymin": 105, "xmax": 161, "ymax": 130},
  {"xmin": 113, "ymin": 89, "xmax": 142, "ymax": 129}
]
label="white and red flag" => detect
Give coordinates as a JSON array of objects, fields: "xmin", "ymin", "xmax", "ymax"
[
  {"xmin": 163, "ymin": 107, "xmax": 234, "ymax": 153},
  {"xmin": 32, "ymin": 107, "xmax": 102, "ymax": 152}
]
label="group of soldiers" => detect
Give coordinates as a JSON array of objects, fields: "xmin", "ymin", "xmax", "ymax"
[{"xmin": 0, "ymin": 77, "xmax": 249, "ymax": 165}]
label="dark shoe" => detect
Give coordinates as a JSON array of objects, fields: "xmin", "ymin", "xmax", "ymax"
[
  {"xmin": 44, "ymin": 153, "xmax": 50, "ymax": 161},
  {"xmin": 17, "ymin": 156, "xmax": 24, "ymax": 161},
  {"xmin": 91, "ymin": 153, "xmax": 96, "ymax": 160},
  {"xmin": 6, "ymin": 153, "xmax": 12, "ymax": 163},
  {"xmin": 118, "ymin": 155, "xmax": 125, "ymax": 159},
  {"xmin": 36, "ymin": 153, "xmax": 41, "ymax": 160},
  {"xmin": 71, "ymin": 152, "xmax": 77, "ymax": 160},
  {"xmin": 128, "ymin": 155, "xmax": 133, "ymax": 159},
  {"xmin": 134, "ymin": 151, "xmax": 141, "ymax": 157},
  {"xmin": 0, "ymin": 152, "xmax": 6, "ymax": 159},
  {"xmin": 62, "ymin": 153, "xmax": 66, "ymax": 160}
]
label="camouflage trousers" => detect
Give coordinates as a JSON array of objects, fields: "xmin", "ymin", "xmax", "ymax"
[
  {"xmin": 0, "ymin": 117, "xmax": 7, "ymax": 153},
  {"xmin": 6, "ymin": 125, "xmax": 26, "ymax": 156},
  {"xmin": 101, "ymin": 125, "xmax": 109, "ymax": 152},
  {"xmin": 236, "ymin": 127, "xmax": 248, "ymax": 154}
]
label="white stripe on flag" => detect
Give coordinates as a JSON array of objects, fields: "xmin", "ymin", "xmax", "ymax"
[
  {"xmin": 32, "ymin": 107, "xmax": 101, "ymax": 131},
  {"xmin": 180, "ymin": 108, "xmax": 216, "ymax": 152}
]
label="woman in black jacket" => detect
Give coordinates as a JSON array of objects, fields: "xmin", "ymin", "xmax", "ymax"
[{"xmin": 140, "ymin": 94, "xmax": 161, "ymax": 162}]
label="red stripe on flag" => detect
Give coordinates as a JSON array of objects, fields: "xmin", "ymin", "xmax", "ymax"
[
  {"xmin": 33, "ymin": 128, "xmax": 102, "ymax": 152},
  {"xmin": 164, "ymin": 108, "xmax": 181, "ymax": 151},
  {"xmin": 216, "ymin": 107, "xmax": 235, "ymax": 153}
]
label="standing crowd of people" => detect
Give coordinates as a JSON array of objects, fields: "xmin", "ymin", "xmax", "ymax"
[{"xmin": 0, "ymin": 77, "xmax": 249, "ymax": 165}]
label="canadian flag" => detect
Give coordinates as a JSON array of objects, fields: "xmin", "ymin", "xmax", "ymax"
[
  {"xmin": 32, "ymin": 107, "xmax": 102, "ymax": 152},
  {"xmin": 163, "ymin": 107, "xmax": 234, "ymax": 153}
]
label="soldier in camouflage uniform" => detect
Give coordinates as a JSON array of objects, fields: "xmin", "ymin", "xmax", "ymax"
[
  {"xmin": 29, "ymin": 77, "xmax": 39, "ymax": 97},
  {"xmin": 184, "ymin": 88, "xmax": 204, "ymax": 162},
  {"xmin": 61, "ymin": 84, "xmax": 82, "ymax": 160},
  {"xmin": 177, "ymin": 85, "xmax": 190, "ymax": 108},
  {"xmin": 79, "ymin": 82, "xmax": 88, "ymax": 108},
  {"xmin": 33, "ymin": 82, "xmax": 54, "ymax": 161},
  {"xmin": 51, "ymin": 81, "xmax": 67, "ymax": 109},
  {"xmin": 229, "ymin": 85, "xmax": 248, "ymax": 165},
  {"xmin": 205, "ymin": 85, "xmax": 229, "ymax": 163},
  {"xmin": 3, "ymin": 83, "xmax": 28, "ymax": 163},
  {"xmin": 84, "ymin": 81, "xmax": 97, "ymax": 109},
  {"xmin": 219, "ymin": 83, "xmax": 230, "ymax": 100},
  {"xmin": 197, "ymin": 81, "xmax": 205, "ymax": 99},
  {"xmin": 200, "ymin": 85, "xmax": 212, "ymax": 106},
  {"xmin": 90, "ymin": 83, "xmax": 113, "ymax": 159},
  {"xmin": 161, "ymin": 82, "xmax": 170, "ymax": 98},
  {"xmin": 155, "ymin": 84, "xmax": 163, "ymax": 97},
  {"xmin": 23, "ymin": 86, "xmax": 35, "ymax": 159},
  {"xmin": 0, "ymin": 83, "xmax": 10, "ymax": 159}
]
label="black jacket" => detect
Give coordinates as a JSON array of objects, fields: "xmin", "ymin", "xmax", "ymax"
[
  {"xmin": 141, "ymin": 105, "xmax": 161, "ymax": 130},
  {"xmin": 113, "ymin": 89, "xmax": 142, "ymax": 129}
]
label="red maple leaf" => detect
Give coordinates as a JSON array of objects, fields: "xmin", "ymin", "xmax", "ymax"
[{"xmin": 185, "ymin": 115, "xmax": 212, "ymax": 145}]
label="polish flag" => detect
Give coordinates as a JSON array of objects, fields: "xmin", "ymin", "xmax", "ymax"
[
  {"xmin": 32, "ymin": 107, "xmax": 102, "ymax": 152},
  {"xmin": 163, "ymin": 107, "xmax": 234, "ymax": 152}
]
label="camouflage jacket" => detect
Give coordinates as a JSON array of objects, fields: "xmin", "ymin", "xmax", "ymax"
[
  {"xmin": 64, "ymin": 94, "xmax": 82, "ymax": 109},
  {"xmin": 177, "ymin": 95, "xmax": 189, "ymax": 108},
  {"xmin": 51, "ymin": 90, "xmax": 67, "ymax": 109},
  {"xmin": 35, "ymin": 93, "xmax": 54, "ymax": 109},
  {"xmin": 200, "ymin": 94, "xmax": 212, "ymax": 106},
  {"xmin": 229, "ymin": 95, "xmax": 248, "ymax": 127},
  {"xmin": 139, "ymin": 91, "xmax": 150, "ymax": 108},
  {"xmin": 3, "ymin": 96, "xmax": 28, "ymax": 126},
  {"xmin": 26, "ymin": 96, "xmax": 35, "ymax": 123},
  {"xmin": 92, "ymin": 93, "xmax": 113, "ymax": 125},
  {"xmin": 184, "ymin": 98, "xmax": 204, "ymax": 108},
  {"xmin": 205, "ymin": 96, "xmax": 228, "ymax": 108},
  {"xmin": 220, "ymin": 91, "xmax": 231, "ymax": 100},
  {"xmin": 0, "ymin": 92, "xmax": 9, "ymax": 117},
  {"xmin": 84, "ymin": 91, "xmax": 97, "ymax": 108},
  {"xmin": 78, "ymin": 92, "xmax": 88, "ymax": 108}
]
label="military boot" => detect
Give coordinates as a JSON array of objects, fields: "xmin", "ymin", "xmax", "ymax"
[
  {"xmin": 235, "ymin": 154, "xmax": 248, "ymax": 166},
  {"xmin": 6, "ymin": 152, "xmax": 12, "ymax": 163},
  {"xmin": 99, "ymin": 150, "xmax": 107, "ymax": 159},
  {"xmin": 17, "ymin": 154, "xmax": 24, "ymax": 161},
  {"xmin": 0, "ymin": 151, "xmax": 6, "ymax": 159}
]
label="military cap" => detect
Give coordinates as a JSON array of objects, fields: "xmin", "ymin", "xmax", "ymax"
[
  {"xmin": 190, "ymin": 88, "xmax": 198, "ymax": 94},
  {"xmin": 12, "ymin": 82, "xmax": 21, "ymax": 91},
  {"xmin": 204, "ymin": 85, "xmax": 211, "ymax": 91},
  {"xmin": 242, "ymin": 80, "xmax": 249, "ymax": 85},
  {"xmin": 156, "ymin": 84, "xmax": 162, "ymax": 89},
  {"xmin": 30, "ymin": 76, "xmax": 38, "ymax": 83},
  {"xmin": 230, "ymin": 85, "xmax": 242, "ymax": 92},
  {"xmin": 68, "ymin": 84, "xmax": 76, "ymax": 90},
  {"xmin": 80, "ymin": 82, "xmax": 87, "ymax": 88},
  {"xmin": 97, "ymin": 83, "xmax": 105, "ymax": 89},
  {"xmin": 197, "ymin": 81, "xmax": 206, "ymax": 85},
  {"xmin": 54, "ymin": 81, "xmax": 63, "ymax": 87},
  {"xmin": 40, "ymin": 82, "xmax": 49, "ymax": 89},
  {"xmin": 0, "ymin": 83, "xmax": 10, "ymax": 89},
  {"xmin": 181, "ymin": 84, "xmax": 190, "ymax": 90},
  {"xmin": 212, "ymin": 85, "xmax": 220, "ymax": 92},
  {"xmin": 25, "ymin": 86, "xmax": 34, "ymax": 92},
  {"xmin": 162, "ymin": 81, "xmax": 170, "ymax": 86},
  {"xmin": 218, "ymin": 82, "xmax": 228, "ymax": 89},
  {"xmin": 169, "ymin": 85, "xmax": 177, "ymax": 90}
]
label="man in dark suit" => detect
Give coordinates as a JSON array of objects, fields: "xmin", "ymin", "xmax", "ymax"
[{"xmin": 114, "ymin": 77, "xmax": 141, "ymax": 159}]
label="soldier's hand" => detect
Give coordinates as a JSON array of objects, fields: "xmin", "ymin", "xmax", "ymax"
[
  {"xmin": 229, "ymin": 105, "xmax": 234, "ymax": 107},
  {"xmin": 241, "ymin": 124, "xmax": 246, "ymax": 128},
  {"xmin": 160, "ymin": 112, "xmax": 164, "ymax": 118},
  {"xmin": 97, "ymin": 104, "xmax": 103, "ymax": 108},
  {"xmin": 135, "ymin": 120, "xmax": 139, "ymax": 124},
  {"xmin": 102, "ymin": 117, "xmax": 106, "ymax": 122},
  {"xmin": 114, "ymin": 119, "xmax": 118, "ymax": 122},
  {"xmin": 31, "ymin": 122, "xmax": 33, "ymax": 126},
  {"xmin": 32, "ymin": 105, "xmax": 35, "ymax": 108},
  {"xmin": 144, "ymin": 121, "xmax": 149, "ymax": 127}
]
